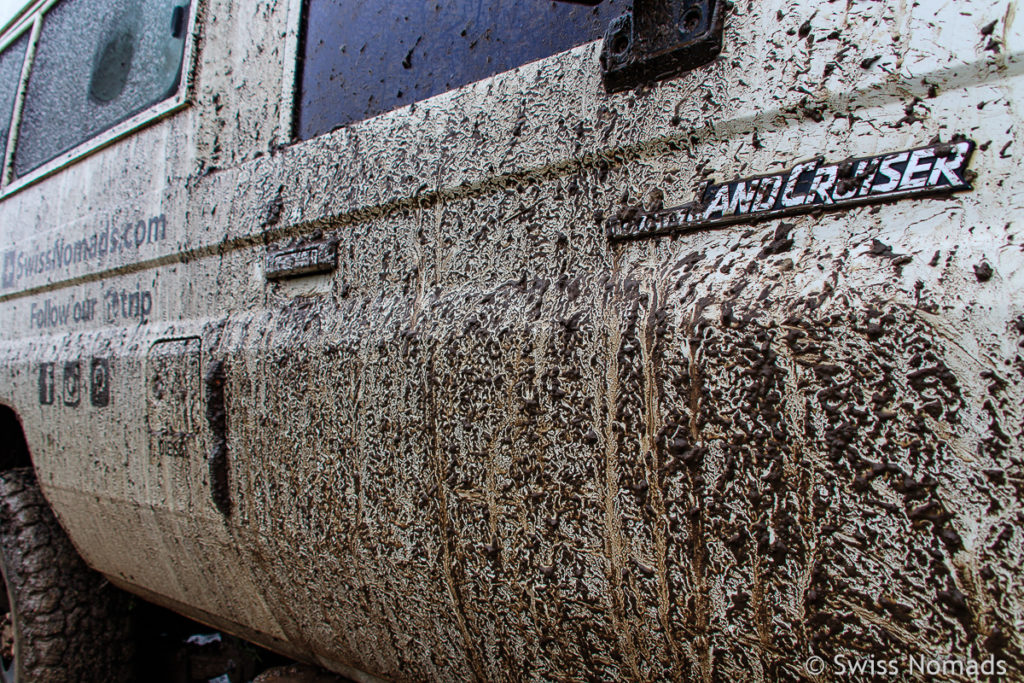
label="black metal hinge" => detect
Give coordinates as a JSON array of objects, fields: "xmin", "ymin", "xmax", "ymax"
[{"xmin": 557, "ymin": 0, "xmax": 725, "ymax": 92}]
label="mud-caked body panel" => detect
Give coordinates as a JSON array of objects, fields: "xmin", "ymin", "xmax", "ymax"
[{"xmin": 0, "ymin": 0, "xmax": 1022, "ymax": 680}]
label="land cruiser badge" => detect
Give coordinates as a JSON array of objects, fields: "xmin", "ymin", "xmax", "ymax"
[{"xmin": 609, "ymin": 140, "xmax": 975, "ymax": 241}]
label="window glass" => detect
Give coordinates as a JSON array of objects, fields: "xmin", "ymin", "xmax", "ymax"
[
  {"xmin": 0, "ymin": 31, "xmax": 27, "ymax": 163},
  {"xmin": 13, "ymin": 0, "xmax": 189, "ymax": 177},
  {"xmin": 298, "ymin": 0, "xmax": 622, "ymax": 140}
]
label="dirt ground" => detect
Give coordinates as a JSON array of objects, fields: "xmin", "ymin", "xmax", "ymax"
[{"xmin": 135, "ymin": 601, "xmax": 348, "ymax": 683}]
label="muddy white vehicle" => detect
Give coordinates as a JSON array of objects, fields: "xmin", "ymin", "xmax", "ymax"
[{"xmin": 0, "ymin": 0, "xmax": 1020, "ymax": 680}]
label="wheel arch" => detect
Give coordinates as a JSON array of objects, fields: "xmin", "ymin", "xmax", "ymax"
[{"xmin": 0, "ymin": 406, "xmax": 31, "ymax": 472}]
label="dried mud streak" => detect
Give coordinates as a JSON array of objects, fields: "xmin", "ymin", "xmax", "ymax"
[
  {"xmin": 599, "ymin": 310, "xmax": 641, "ymax": 681},
  {"xmin": 685, "ymin": 322, "xmax": 713, "ymax": 682},
  {"xmin": 424, "ymin": 344, "xmax": 487, "ymax": 682},
  {"xmin": 637, "ymin": 278, "xmax": 683, "ymax": 678},
  {"xmin": 341, "ymin": 356, "xmax": 398, "ymax": 672}
]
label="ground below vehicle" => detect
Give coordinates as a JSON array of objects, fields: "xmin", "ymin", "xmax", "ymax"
[{"xmin": 0, "ymin": 0, "xmax": 1022, "ymax": 680}]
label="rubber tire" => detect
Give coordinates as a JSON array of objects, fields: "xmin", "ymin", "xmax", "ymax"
[{"xmin": 0, "ymin": 467, "xmax": 134, "ymax": 682}]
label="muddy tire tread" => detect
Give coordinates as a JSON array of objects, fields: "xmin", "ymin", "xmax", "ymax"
[{"xmin": 0, "ymin": 467, "xmax": 133, "ymax": 682}]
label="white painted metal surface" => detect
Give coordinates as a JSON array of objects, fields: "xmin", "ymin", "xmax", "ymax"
[{"xmin": 0, "ymin": 0, "xmax": 1021, "ymax": 679}]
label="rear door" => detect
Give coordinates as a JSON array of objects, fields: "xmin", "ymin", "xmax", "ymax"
[{"xmin": 218, "ymin": 0, "xmax": 1024, "ymax": 679}]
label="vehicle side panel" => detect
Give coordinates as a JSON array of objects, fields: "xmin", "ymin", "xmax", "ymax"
[{"xmin": 0, "ymin": 0, "xmax": 1022, "ymax": 679}]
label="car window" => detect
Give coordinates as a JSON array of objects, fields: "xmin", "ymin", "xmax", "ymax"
[
  {"xmin": 0, "ymin": 30, "xmax": 27, "ymax": 161},
  {"xmin": 297, "ymin": 0, "xmax": 623, "ymax": 140},
  {"xmin": 12, "ymin": 0, "xmax": 190, "ymax": 177}
]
